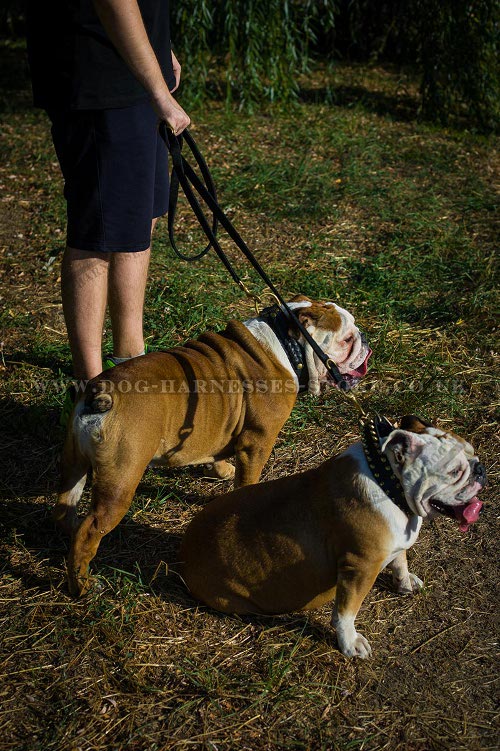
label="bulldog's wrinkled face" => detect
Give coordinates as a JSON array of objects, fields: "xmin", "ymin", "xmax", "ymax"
[
  {"xmin": 381, "ymin": 416, "xmax": 486, "ymax": 532},
  {"xmin": 287, "ymin": 296, "xmax": 372, "ymax": 393}
]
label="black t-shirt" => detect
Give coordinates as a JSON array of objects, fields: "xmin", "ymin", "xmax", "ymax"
[{"xmin": 26, "ymin": 0, "xmax": 175, "ymax": 110}]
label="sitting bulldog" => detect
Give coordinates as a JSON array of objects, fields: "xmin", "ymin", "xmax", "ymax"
[{"xmin": 180, "ymin": 416, "xmax": 486, "ymax": 658}]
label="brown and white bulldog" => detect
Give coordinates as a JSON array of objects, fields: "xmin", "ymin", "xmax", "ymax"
[
  {"xmin": 56, "ymin": 295, "xmax": 371, "ymax": 596},
  {"xmin": 180, "ymin": 416, "xmax": 486, "ymax": 658}
]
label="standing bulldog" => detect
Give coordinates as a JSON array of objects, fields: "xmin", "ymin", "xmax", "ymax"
[
  {"xmin": 180, "ymin": 416, "xmax": 486, "ymax": 658},
  {"xmin": 56, "ymin": 295, "xmax": 371, "ymax": 596}
]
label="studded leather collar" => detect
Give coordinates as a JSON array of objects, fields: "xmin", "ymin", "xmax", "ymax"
[
  {"xmin": 258, "ymin": 304, "xmax": 309, "ymax": 391},
  {"xmin": 360, "ymin": 415, "xmax": 412, "ymax": 515}
]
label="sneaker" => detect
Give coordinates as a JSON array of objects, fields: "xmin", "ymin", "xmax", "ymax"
[
  {"xmin": 102, "ymin": 356, "xmax": 118, "ymax": 371},
  {"xmin": 103, "ymin": 344, "xmax": 150, "ymax": 371}
]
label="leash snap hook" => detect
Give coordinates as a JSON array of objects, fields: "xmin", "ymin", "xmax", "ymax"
[
  {"xmin": 263, "ymin": 289, "xmax": 283, "ymax": 309},
  {"xmin": 238, "ymin": 280, "xmax": 261, "ymax": 315},
  {"xmin": 339, "ymin": 387, "xmax": 368, "ymax": 418}
]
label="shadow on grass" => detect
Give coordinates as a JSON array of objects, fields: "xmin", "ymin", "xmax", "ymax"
[
  {"xmin": 0, "ymin": 495, "xmax": 186, "ymax": 599},
  {"xmin": 0, "ymin": 37, "xmax": 415, "ymax": 131},
  {"xmin": 0, "ymin": 398, "xmax": 62, "ymax": 500},
  {"xmin": 299, "ymin": 82, "xmax": 419, "ymax": 122},
  {"xmin": 0, "ymin": 497, "xmax": 66, "ymax": 593},
  {"xmin": 6, "ymin": 347, "xmax": 72, "ymax": 375},
  {"xmin": 0, "ymin": 495, "xmax": 338, "ymax": 646}
]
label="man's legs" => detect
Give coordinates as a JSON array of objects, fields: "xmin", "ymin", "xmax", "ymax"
[
  {"xmin": 54, "ymin": 101, "xmax": 167, "ymax": 381},
  {"xmin": 62, "ymin": 220, "xmax": 157, "ymax": 379},
  {"xmin": 108, "ymin": 247, "xmax": 150, "ymax": 359}
]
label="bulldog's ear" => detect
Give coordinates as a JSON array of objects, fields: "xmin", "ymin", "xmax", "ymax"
[
  {"xmin": 382, "ymin": 430, "xmax": 426, "ymax": 464},
  {"xmin": 290, "ymin": 294, "xmax": 312, "ymax": 304},
  {"xmin": 399, "ymin": 415, "xmax": 433, "ymax": 433},
  {"xmin": 296, "ymin": 305, "xmax": 321, "ymax": 328},
  {"xmin": 295, "ymin": 303, "xmax": 342, "ymax": 331}
]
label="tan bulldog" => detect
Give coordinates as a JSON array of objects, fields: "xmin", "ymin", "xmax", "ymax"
[
  {"xmin": 56, "ymin": 295, "xmax": 371, "ymax": 596},
  {"xmin": 180, "ymin": 416, "xmax": 486, "ymax": 658}
]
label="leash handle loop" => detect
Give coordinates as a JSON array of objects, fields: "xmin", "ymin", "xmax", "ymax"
[
  {"xmin": 165, "ymin": 125, "xmax": 218, "ymax": 262},
  {"xmin": 162, "ymin": 124, "xmax": 243, "ymax": 286}
]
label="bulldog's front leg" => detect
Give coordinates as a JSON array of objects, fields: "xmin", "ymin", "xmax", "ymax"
[
  {"xmin": 331, "ymin": 559, "xmax": 383, "ymax": 659},
  {"xmin": 388, "ymin": 551, "xmax": 423, "ymax": 595}
]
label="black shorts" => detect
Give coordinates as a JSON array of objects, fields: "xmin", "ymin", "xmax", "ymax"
[{"xmin": 48, "ymin": 99, "xmax": 169, "ymax": 252}]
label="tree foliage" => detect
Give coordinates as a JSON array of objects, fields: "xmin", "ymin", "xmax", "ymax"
[
  {"xmin": 171, "ymin": 0, "xmax": 498, "ymax": 129},
  {"xmin": 2, "ymin": 0, "xmax": 497, "ymax": 128},
  {"xmin": 417, "ymin": 0, "xmax": 499, "ymax": 130},
  {"xmin": 171, "ymin": 0, "xmax": 337, "ymax": 107}
]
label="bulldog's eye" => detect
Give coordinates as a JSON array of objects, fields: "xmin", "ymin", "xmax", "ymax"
[
  {"xmin": 343, "ymin": 335, "xmax": 354, "ymax": 346},
  {"xmin": 449, "ymin": 467, "xmax": 462, "ymax": 478}
]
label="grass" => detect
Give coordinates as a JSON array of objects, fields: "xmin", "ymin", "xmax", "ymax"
[{"xmin": 0, "ymin": 43, "xmax": 499, "ymax": 751}]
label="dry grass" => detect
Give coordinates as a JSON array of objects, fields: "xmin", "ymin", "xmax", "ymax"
[{"xmin": 0, "ymin": 50, "xmax": 499, "ymax": 750}]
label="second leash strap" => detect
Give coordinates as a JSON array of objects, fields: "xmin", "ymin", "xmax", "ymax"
[{"xmin": 167, "ymin": 128, "xmax": 218, "ymax": 261}]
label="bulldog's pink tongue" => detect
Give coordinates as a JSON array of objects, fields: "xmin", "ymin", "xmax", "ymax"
[
  {"xmin": 454, "ymin": 498, "xmax": 483, "ymax": 532},
  {"xmin": 350, "ymin": 348, "xmax": 372, "ymax": 377}
]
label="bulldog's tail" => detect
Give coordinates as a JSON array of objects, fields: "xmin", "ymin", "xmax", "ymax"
[{"xmin": 84, "ymin": 382, "xmax": 113, "ymax": 414}]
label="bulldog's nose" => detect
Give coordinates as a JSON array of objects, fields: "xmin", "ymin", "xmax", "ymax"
[{"xmin": 473, "ymin": 462, "xmax": 487, "ymax": 486}]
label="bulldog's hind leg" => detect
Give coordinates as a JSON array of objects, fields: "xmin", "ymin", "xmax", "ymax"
[
  {"xmin": 234, "ymin": 431, "xmax": 279, "ymax": 487},
  {"xmin": 54, "ymin": 432, "xmax": 90, "ymax": 536},
  {"xmin": 66, "ymin": 461, "xmax": 147, "ymax": 597},
  {"xmin": 388, "ymin": 551, "xmax": 423, "ymax": 594},
  {"xmin": 331, "ymin": 559, "xmax": 384, "ymax": 659}
]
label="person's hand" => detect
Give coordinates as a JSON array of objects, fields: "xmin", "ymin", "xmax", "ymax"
[
  {"xmin": 171, "ymin": 51, "xmax": 181, "ymax": 93},
  {"xmin": 153, "ymin": 88, "xmax": 190, "ymax": 136}
]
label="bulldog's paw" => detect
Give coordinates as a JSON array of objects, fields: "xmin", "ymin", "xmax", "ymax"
[
  {"xmin": 67, "ymin": 570, "xmax": 93, "ymax": 598},
  {"xmin": 339, "ymin": 632, "xmax": 372, "ymax": 659},
  {"xmin": 394, "ymin": 572, "xmax": 424, "ymax": 595},
  {"xmin": 408, "ymin": 572, "xmax": 424, "ymax": 592},
  {"xmin": 204, "ymin": 461, "xmax": 235, "ymax": 481}
]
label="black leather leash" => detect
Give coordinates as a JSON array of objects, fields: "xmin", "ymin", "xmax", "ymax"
[{"xmin": 160, "ymin": 124, "xmax": 352, "ymax": 391}]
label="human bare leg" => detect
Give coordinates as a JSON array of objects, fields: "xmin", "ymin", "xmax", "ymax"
[
  {"xmin": 108, "ymin": 219, "xmax": 158, "ymax": 359},
  {"xmin": 108, "ymin": 247, "xmax": 151, "ymax": 359},
  {"xmin": 61, "ymin": 247, "xmax": 109, "ymax": 380}
]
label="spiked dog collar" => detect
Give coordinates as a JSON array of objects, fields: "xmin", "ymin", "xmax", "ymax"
[
  {"xmin": 361, "ymin": 415, "xmax": 412, "ymax": 515},
  {"xmin": 258, "ymin": 304, "xmax": 309, "ymax": 391}
]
